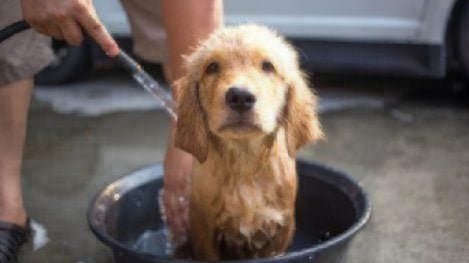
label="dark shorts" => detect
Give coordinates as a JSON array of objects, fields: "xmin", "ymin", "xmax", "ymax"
[{"xmin": 120, "ymin": 0, "xmax": 168, "ymax": 63}]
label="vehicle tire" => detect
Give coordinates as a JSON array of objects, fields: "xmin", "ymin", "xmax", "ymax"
[
  {"xmin": 457, "ymin": 0, "xmax": 469, "ymax": 79},
  {"xmin": 34, "ymin": 40, "xmax": 92, "ymax": 85}
]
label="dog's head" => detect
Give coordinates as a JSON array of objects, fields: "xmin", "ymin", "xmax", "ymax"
[{"xmin": 174, "ymin": 25, "xmax": 323, "ymax": 163}]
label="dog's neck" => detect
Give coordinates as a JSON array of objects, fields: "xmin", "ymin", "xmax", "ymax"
[{"xmin": 199, "ymin": 127, "xmax": 294, "ymax": 180}]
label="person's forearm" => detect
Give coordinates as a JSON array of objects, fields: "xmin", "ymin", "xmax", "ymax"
[
  {"xmin": 160, "ymin": 1, "xmax": 222, "ymax": 249},
  {"xmin": 162, "ymin": 0, "xmax": 223, "ymax": 82}
]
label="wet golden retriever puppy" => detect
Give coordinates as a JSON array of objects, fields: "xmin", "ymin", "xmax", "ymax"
[{"xmin": 173, "ymin": 24, "xmax": 323, "ymax": 261}]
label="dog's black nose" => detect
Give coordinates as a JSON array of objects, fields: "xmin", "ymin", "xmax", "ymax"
[{"xmin": 225, "ymin": 87, "xmax": 256, "ymax": 114}]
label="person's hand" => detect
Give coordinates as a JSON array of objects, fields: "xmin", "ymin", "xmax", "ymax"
[
  {"xmin": 163, "ymin": 121, "xmax": 193, "ymax": 249},
  {"xmin": 20, "ymin": 0, "xmax": 119, "ymax": 57}
]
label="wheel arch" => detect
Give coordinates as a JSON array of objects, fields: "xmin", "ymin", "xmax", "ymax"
[{"xmin": 444, "ymin": 0, "xmax": 467, "ymax": 73}]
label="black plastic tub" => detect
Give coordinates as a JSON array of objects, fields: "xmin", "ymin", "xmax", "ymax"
[{"xmin": 88, "ymin": 160, "xmax": 371, "ymax": 263}]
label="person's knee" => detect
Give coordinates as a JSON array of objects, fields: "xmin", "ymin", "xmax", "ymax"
[
  {"xmin": 0, "ymin": 78, "xmax": 33, "ymax": 93},
  {"xmin": 0, "ymin": 78, "xmax": 33, "ymax": 127}
]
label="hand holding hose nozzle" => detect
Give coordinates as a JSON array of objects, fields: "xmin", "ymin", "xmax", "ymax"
[
  {"xmin": 20, "ymin": 0, "xmax": 119, "ymax": 57},
  {"xmin": 0, "ymin": 20, "xmax": 177, "ymax": 121}
]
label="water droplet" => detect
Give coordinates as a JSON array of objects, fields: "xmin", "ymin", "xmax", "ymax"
[{"xmin": 158, "ymin": 189, "xmax": 167, "ymax": 222}]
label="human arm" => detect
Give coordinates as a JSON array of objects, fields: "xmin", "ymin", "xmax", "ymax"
[{"xmin": 161, "ymin": 0, "xmax": 223, "ymax": 248}]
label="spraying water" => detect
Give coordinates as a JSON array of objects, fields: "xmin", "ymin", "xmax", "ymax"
[
  {"xmin": 115, "ymin": 51, "xmax": 178, "ymax": 121},
  {"xmin": 114, "ymin": 51, "xmax": 177, "ymax": 256},
  {"xmin": 132, "ymin": 70, "xmax": 178, "ymax": 121}
]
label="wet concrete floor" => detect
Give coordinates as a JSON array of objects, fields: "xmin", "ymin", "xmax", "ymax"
[{"xmin": 18, "ymin": 70, "xmax": 469, "ymax": 262}]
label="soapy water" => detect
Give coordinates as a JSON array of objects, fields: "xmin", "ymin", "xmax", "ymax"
[
  {"xmin": 130, "ymin": 189, "xmax": 173, "ymax": 257},
  {"xmin": 135, "ymin": 188, "xmax": 328, "ymax": 258},
  {"xmin": 133, "ymin": 228, "xmax": 173, "ymax": 258},
  {"xmin": 133, "ymin": 191, "xmax": 328, "ymax": 258},
  {"xmin": 132, "ymin": 227, "xmax": 327, "ymax": 257},
  {"xmin": 131, "ymin": 69, "xmax": 178, "ymax": 121},
  {"xmin": 132, "ymin": 189, "xmax": 194, "ymax": 258}
]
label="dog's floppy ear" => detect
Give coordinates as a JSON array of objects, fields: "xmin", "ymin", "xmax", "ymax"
[
  {"xmin": 173, "ymin": 76, "xmax": 209, "ymax": 163},
  {"xmin": 284, "ymin": 72, "xmax": 323, "ymax": 157}
]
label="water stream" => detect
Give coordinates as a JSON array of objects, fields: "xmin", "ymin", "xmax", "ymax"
[
  {"xmin": 125, "ymin": 58, "xmax": 177, "ymax": 255},
  {"xmin": 131, "ymin": 69, "xmax": 178, "ymax": 121}
]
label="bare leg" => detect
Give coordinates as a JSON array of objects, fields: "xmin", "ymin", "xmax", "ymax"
[
  {"xmin": 0, "ymin": 79, "xmax": 33, "ymax": 226},
  {"xmin": 161, "ymin": 0, "xmax": 223, "ymax": 248}
]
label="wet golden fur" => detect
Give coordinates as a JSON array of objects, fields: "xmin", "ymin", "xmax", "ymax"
[{"xmin": 173, "ymin": 25, "xmax": 323, "ymax": 260}]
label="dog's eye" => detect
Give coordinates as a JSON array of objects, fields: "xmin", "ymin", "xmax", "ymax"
[
  {"xmin": 206, "ymin": 62, "xmax": 220, "ymax": 74},
  {"xmin": 261, "ymin": 60, "xmax": 275, "ymax": 73}
]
